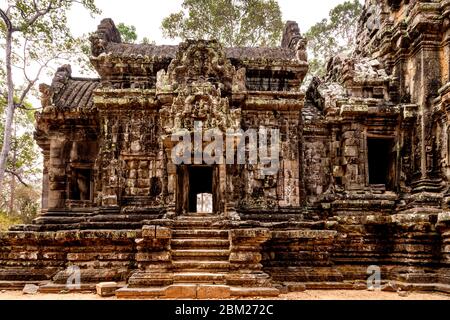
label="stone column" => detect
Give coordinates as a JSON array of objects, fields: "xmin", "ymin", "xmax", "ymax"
[
  {"xmin": 164, "ymin": 151, "xmax": 177, "ymax": 218},
  {"xmin": 226, "ymin": 228, "xmax": 273, "ymax": 287},
  {"xmin": 127, "ymin": 225, "xmax": 173, "ymax": 287},
  {"xmin": 409, "ymin": 39, "xmax": 441, "ymax": 187},
  {"xmin": 41, "ymin": 146, "xmax": 50, "ymax": 211},
  {"xmin": 101, "ymin": 158, "xmax": 120, "ymax": 207},
  {"xmin": 48, "ymin": 136, "xmax": 67, "ymax": 209},
  {"xmin": 99, "ymin": 114, "xmax": 120, "ymax": 208},
  {"xmin": 437, "ymin": 212, "xmax": 450, "ymax": 269},
  {"xmin": 341, "ymin": 123, "xmax": 365, "ymax": 190}
]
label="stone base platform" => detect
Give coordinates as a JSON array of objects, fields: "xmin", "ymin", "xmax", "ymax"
[
  {"xmin": 1, "ymin": 211, "xmax": 449, "ymax": 298},
  {"xmin": 116, "ymin": 284, "xmax": 279, "ymax": 299}
]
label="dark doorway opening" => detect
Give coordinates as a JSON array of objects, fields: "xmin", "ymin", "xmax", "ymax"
[
  {"xmin": 188, "ymin": 166, "xmax": 213, "ymax": 213},
  {"xmin": 368, "ymin": 138, "xmax": 395, "ymax": 190}
]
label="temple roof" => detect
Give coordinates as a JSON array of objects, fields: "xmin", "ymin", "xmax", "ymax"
[
  {"xmin": 104, "ymin": 42, "xmax": 297, "ymax": 61},
  {"xmin": 40, "ymin": 65, "xmax": 100, "ymax": 111},
  {"xmin": 89, "ymin": 18, "xmax": 303, "ymax": 67},
  {"xmin": 52, "ymin": 78, "xmax": 100, "ymax": 110},
  {"xmin": 39, "ymin": 19, "xmax": 308, "ymax": 111}
]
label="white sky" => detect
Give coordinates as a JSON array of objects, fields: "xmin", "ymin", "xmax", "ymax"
[{"xmin": 68, "ymin": 0, "xmax": 364, "ymax": 44}]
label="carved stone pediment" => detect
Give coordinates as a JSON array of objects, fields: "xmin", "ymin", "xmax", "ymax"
[
  {"xmin": 157, "ymin": 40, "xmax": 235, "ymax": 93},
  {"xmin": 159, "ymin": 80, "xmax": 241, "ymax": 134},
  {"xmin": 158, "ymin": 40, "xmax": 241, "ymax": 135}
]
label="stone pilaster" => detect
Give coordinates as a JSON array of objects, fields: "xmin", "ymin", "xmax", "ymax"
[
  {"xmin": 437, "ymin": 212, "xmax": 450, "ymax": 286},
  {"xmin": 341, "ymin": 122, "xmax": 365, "ymax": 191},
  {"xmin": 48, "ymin": 136, "xmax": 67, "ymax": 209},
  {"xmin": 127, "ymin": 225, "xmax": 173, "ymax": 287},
  {"xmin": 226, "ymin": 228, "xmax": 273, "ymax": 287},
  {"xmin": 41, "ymin": 146, "xmax": 50, "ymax": 211}
]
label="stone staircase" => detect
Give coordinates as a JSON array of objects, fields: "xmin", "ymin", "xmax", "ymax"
[
  {"xmin": 116, "ymin": 214, "xmax": 279, "ymax": 299},
  {"xmin": 171, "ymin": 215, "xmax": 230, "ymax": 286}
]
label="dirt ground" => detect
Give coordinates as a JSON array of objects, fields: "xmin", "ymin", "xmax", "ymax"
[{"xmin": 0, "ymin": 290, "xmax": 449, "ymax": 300}]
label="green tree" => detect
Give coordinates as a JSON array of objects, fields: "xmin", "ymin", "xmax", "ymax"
[
  {"xmin": 117, "ymin": 22, "xmax": 138, "ymax": 43},
  {"xmin": 142, "ymin": 37, "xmax": 155, "ymax": 45},
  {"xmin": 0, "ymin": 98, "xmax": 41, "ymax": 225},
  {"xmin": 305, "ymin": 0, "xmax": 363, "ymax": 77},
  {"xmin": 116, "ymin": 22, "xmax": 155, "ymax": 44},
  {"xmin": 0, "ymin": 0, "xmax": 100, "ymax": 195},
  {"xmin": 161, "ymin": 0, "xmax": 284, "ymax": 47}
]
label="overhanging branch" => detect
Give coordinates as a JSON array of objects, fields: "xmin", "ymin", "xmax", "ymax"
[{"xmin": 5, "ymin": 170, "xmax": 30, "ymax": 188}]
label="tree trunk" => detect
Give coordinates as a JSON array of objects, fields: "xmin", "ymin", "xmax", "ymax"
[
  {"xmin": 8, "ymin": 172, "xmax": 16, "ymax": 216},
  {"xmin": 0, "ymin": 30, "xmax": 15, "ymax": 194},
  {"xmin": 8, "ymin": 122, "xmax": 17, "ymax": 216}
]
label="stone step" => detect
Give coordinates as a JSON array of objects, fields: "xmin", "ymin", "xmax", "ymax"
[
  {"xmin": 172, "ymin": 229, "xmax": 229, "ymax": 239},
  {"xmin": 230, "ymin": 287, "xmax": 280, "ymax": 297},
  {"xmin": 38, "ymin": 211, "xmax": 93, "ymax": 217},
  {"xmin": 172, "ymin": 249, "xmax": 230, "ymax": 261},
  {"xmin": 173, "ymin": 220, "xmax": 221, "ymax": 229},
  {"xmin": 39, "ymin": 283, "xmax": 97, "ymax": 293},
  {"xmin": 117, "ymin": 284, "xmax": 233, "ymax": 299},
  {"xmin": 33, "ymin": 217, "xmax": 87, "ymax": 224},
  {"xmin": 171, "ymin": 239, "xmax": 230, "ymax": 249},
  {"xmin": 173, "ymin": 272, "xmax": 226, "ymax": 284},
  {"xmin": 22, "ymin": 221, "xmax": 144, "ymax": 231},
  {"xmin": 0, "ymin": 280, "xmax": 45, "ymax": 290},
  {"xmin": 177, "ymin": 213, "xmax": 221, "ymax": 219},
  {"xmin": 116, "ymin": 286, "xmax": 167, "ymax": 299},
  {"xmin": 173, "ymin": 260, "xmax": 230, "ymax": 271}
]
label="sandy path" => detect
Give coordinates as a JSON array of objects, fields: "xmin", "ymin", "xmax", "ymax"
[{"xmin": 0, "ymin": 290, "xmax": 448, "ymax": 300}]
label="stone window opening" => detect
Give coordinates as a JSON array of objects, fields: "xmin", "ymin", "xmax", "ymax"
[
  {"xmin": 70, "ymin": 168, "xmax": 92, "ymax": 201},
  {"xmin": 367, "ymin": 137, "xmax": 396, "ymax": 190}
]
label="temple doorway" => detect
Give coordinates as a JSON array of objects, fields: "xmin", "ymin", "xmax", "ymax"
[
  {"xmin": 188, "ymin": 166, "xmax": 213, "ymax": 213},
  {"xmin": 177, "ymin": 165, "xmax": 219, "ymax": 215},
  {"xmin": 367, "ymin": 137, "xmax": 396, "ymax": 190}
]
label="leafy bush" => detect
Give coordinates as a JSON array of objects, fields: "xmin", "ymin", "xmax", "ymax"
[{"xmin": 0, "ymin": 212, "xmax": 21, "ymax": 231}]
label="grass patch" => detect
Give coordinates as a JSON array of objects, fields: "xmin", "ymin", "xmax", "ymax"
[{"xmin": 0, "ymin": 212, "xmax": 22, "ymax": 231}]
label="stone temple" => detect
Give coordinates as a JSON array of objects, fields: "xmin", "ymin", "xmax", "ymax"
[{"xmin": 1, "ymin": 0, "xmax": 450, "ymax": 298}]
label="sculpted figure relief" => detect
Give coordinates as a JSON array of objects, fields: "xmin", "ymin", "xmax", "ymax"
[
  {"xmin": 39, "ymin": 84, "xmax": 53, "ymax": 109},
  {"xmin": 159, "ymin": 40, "xmax": 242, "ymax": 135},
  {"xmin": 295, "ymin": 38, "xmax": 308, "ymax": 62}
]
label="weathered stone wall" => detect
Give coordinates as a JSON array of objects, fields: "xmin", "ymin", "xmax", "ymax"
[
  {"xmin": 0, "ymin": 230, "xmax": 138, "ymax": 290},
  {"xmin": 239, "ymin": 109, "xmax": 302, "ymax": 209}
]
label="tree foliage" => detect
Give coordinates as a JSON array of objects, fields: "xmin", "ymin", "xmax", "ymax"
[
  {"xmin": 0, "ymin": 212, "xmax": 21, "ymax": 231},
  {"xmin": 116, "ymin": 22, "xmax": 154, "ymax": 44},
  {"xmin": 117, "ymin": 22, "xmax": 138, "ymax": 43},
  {"xmin": 0, "ymin": 0, "xmax": 100, "ymax": 196},
  {"xmin": 161, "ymin": 0, "xmax": 284, "ymax": 47},
  {"xmin": 0, "ymin": 97, "xmax": 41, "ymax": 223},
  {"xmin": 305, "ymin": 0, "xmax": 363, "ymax": 77}
]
